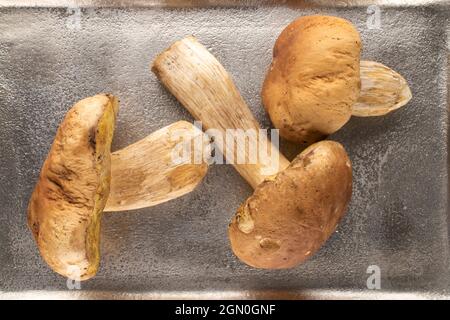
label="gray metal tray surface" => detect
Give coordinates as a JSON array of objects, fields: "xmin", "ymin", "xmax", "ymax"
[{"xmin": 0, "ymin": 1, "xmax": 449, "ymax": 299}]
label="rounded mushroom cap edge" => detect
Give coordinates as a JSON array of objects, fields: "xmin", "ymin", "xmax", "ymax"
[{"xmin": 27, "ymin": 94, "xmax": 118, "ymax": 280}]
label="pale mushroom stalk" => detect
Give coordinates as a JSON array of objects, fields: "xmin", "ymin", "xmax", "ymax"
[
  {"xmin": 106, "ymin": 120, "xmax": 209, "ymax": 211},
  {"xmin": 154, "ymin": 37, "xmax": 290, "ymax": 189},
  {"xmin": 152, "ymin": 36, "xmax": 353, "ymax": 269},
  {"xmin": 354, "ymin": 60, "xmax": 412, "ymax": 117}
]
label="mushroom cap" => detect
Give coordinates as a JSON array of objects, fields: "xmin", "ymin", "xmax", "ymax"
[
  {"xmin": 228, "ymin": 140, "xmax": 352, "ymax": 269},
  {"xmin": 262, "ymin": 15, "xmax": 361, "ymax": 144},
  {"xmin": 27, "ymin": 94, "xmax": 118, "ymax": 280}
]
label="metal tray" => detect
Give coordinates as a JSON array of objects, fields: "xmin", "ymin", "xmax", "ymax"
[{"xmin": 0, "ymin": 0, "xmax": 449, "ymax": 299}]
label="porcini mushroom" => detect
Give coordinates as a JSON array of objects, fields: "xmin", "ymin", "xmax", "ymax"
[
  {"xmin": 152, "ymin": 37, "xmax": 352, "ymax": 269},
  {"xmin": 262, "ymin": 15, "xmax": 412, "ymax": 144},
  {"xmin": 28, "ymin": 94, "xmax": 208, "ymax": 280}
]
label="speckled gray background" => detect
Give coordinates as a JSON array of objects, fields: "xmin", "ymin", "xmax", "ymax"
[{"xmin": 0, "ymin": 2, "xmax": 449, "ymax": 299}]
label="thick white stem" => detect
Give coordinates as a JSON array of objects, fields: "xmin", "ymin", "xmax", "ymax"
[
  {"xmin": 105, "ymin": 121, "xmax": 209, "ymax": 212},
  {"xmin": 152, "ymin": 36, "xmax": 290, "ymax": 189}
]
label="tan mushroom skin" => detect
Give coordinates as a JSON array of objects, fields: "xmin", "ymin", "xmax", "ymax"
[
  {"xmin": 27, "ymin": 94, "xmax": 118, "ymax": 280},
  {"xmin": 229, "ymin": 141, "xmax": 352, "ymax": 269},
  {"xmin": 262, "ymin": 15, "xmax": 361, "ymax": 144}
]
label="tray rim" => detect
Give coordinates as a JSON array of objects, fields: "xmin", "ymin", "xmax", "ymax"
[
  {"xmin": 0, "ymin": 0, "xmax": 449, "ymax": 8},
  {"xmin": 1, "ymin": 0, "xmax": 449, "ymax": 301},
  {"xmin": 1, "ymin": 289, "xmax": 449, "ymax": 300}
]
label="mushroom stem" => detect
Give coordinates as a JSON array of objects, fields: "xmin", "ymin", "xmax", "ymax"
[
  {"xmin": 152, "ymin": 36, "xmax": 290, "ymax": 189},
  {"xmin": 354, "ymin": 60, "xmax": 412, "ymax": 117},
  {"xmin": 105, "ymin": 120, "xmax": 209, "ymax": 212}
]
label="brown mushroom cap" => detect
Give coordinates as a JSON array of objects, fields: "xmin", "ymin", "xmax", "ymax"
[
  {"xmin": 228, "ymin": 140, "xmax": 352, "ymax": 269},
  {"xmin": 262, "ymin": 15, "xmax": 361, "ymax": 144},
  {"xmin": 27, "ymin": 94, "xmax": 118, "ymax": 280}
]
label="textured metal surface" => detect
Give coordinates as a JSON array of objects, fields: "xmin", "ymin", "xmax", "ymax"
[
  {"xmin": 0, "ymin": 2, "xmax": 449, "ymax": 299},
  {"xmin": 1, "ymin": 0, "xmax": 449, "ymax": 8}
]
